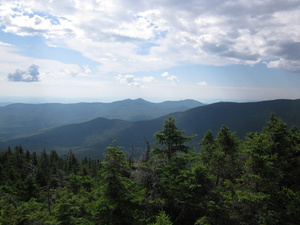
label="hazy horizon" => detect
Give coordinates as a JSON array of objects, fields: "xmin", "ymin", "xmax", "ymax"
[{"xmin": 1, "ymin": 96, "xmax": 299, "ymax": 106}]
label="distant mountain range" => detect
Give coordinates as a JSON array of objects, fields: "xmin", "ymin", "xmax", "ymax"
[
  {"xmin": 0, "ymin": 98, "xmax": 204, "ymax": 141},
  {"xmin": 1, "ymin": 99, "xmax": 300, "ymax": 159}
]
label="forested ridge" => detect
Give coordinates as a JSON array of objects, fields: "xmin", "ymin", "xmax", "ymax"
[
  {"xmin": 2, "ymin": 99, "xmax": 300, "ymax": 158},
  {"xmin": 1, "ymin": 114, "xmax": 300, "ymax": 224},
  {"xmin": 0, "ymin": 98, "xmax": 203, "ymax": 141}
]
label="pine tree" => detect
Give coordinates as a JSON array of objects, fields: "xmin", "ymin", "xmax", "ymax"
[
  {"xmin": 88, "ymin": 141, "xmax": 145, "ymax": 225},
  {"xmin": 152, "ymin": 116, "xmax": 195, "ymax": 163}
]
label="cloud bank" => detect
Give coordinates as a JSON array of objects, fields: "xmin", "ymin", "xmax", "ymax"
[
  {"xmin": 1, "ymin": 0, "xmax": 300, "ymax": 73},
  {"xmin": 8, "ymin": 64, "xmax": 40, "ymax": 82}
]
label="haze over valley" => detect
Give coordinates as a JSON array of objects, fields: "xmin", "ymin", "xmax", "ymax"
[{"xmin": 1, "ymin": 98, "xmax": 300, "ymax": 158}]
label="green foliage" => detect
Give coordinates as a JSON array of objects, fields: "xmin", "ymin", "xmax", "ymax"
[
  {"xmin": 0, "ymin": 114, "xmax": 299, "ymax": 225},
  {"xmin": 87, "ymin": 141, "xmax": 146, "ymax": 225},
  {"xmin": 151, "ymin": 211, "xmax": 173, "ymax": 225},
  {"xmin": 0, "ymin": 148, "xmax": 101, "ymax": 225},
  {"xmin": 152, "ymin": 116, "xmax": 195, "ymax": 162}
]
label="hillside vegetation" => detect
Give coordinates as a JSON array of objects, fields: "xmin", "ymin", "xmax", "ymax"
[
  {"xmin": 0, "ymin": 115, "xmax": 299, "ymax": 224},
  {"xmin": 0, "ymin": 98, "xmax": 204, "ymax": 140},
  {"xmin": 1, "ymin": 99, "xmax": 300, "ymax": 158}
]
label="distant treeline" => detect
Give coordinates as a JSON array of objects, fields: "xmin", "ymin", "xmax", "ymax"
[{"xmin": 0, "ymin": 114, "xmax": 299, "ymax": 224}]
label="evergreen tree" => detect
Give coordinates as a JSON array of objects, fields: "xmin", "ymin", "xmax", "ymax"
[
  {"xmin": 88, "ymin": 141, "xmax": 145, "ymax": 225},
  {"xmin": 152, "ymin": 116, "xmax": 195, "ymax": 162},
  {"xmin": 150, "ymin": 117, "xmax": 198, "ymax": 224},
  {"xmin": 0, "ymin": 114, "xmax": 299, "ymax": 224},
  {"xmin": 151, "ymin": 211, "xmax": 173, "ymax": 225}
]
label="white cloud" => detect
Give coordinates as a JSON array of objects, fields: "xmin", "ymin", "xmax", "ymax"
[
  {"xmin": 1, "ymin": 0, "xmax": 300, "ymax": 73},
  {"xmin": 0, "ymin": 2, "xmax": 73, "ymax": 39},
  {"xmin": 116, "ymin": 74, "xmax": 138, "ymax": 86},
  {"xmin": 161, "ymin": 72, "xmax": 168, "ymax": 77},
  {"xmin": 161, "ymin": 72, "xmax": 179, "ymax": 83},
  {"xmin": 0, "ymin": 42, "xmax": 13, "ymax": 47},
  {"xmin": 0, "ymin": 43, "xmax": 93, "ymax": 84},
  {"xmin": 8, "ymin": 64, "xmax": 40, "ymax": 82},
  {"xmin": 197, "ymin": 81, "xmax": 207, "ymax": 87},
  {"xmin": 116, "ymin": 74, "xmax": 155, "ymax": 87},
  {"xmin": 266, "ymin": 59, "xmax": 300, "ymax": 73},
  {"xmin": 141, "ymin": 76, "xmax": 155, "ymax": 83}
]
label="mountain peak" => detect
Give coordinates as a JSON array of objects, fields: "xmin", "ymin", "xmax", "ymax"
[
  {"xmin": 134, "ymin": 98, "xmax": 148, "ymax": 102},
  {"xmin": 115, "ymin": 98, "xmax": 150, "ymax": 104}
]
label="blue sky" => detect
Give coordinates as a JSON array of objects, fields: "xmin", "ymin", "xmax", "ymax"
[{"xmin": 0, "ymin": 0, "xmax": 300, "ymax": 103}]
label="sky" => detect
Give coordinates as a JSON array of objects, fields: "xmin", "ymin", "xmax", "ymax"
[{"xmin": 0, "ymin": 0, "xmax": 300, "ymax": 103}]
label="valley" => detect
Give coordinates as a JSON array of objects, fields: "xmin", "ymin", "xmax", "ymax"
[{"xmin": 1, "ymin": 98, "xmax": 300, "ymax": 158}]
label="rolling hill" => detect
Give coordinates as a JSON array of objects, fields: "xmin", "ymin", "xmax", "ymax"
[
  {"xmin": 1, "ymin": 99, "xmax": 300, "ymax": 159},
  {"xmin": 0, "ymin": 98, "xmax": 204, "ymax": 141}
]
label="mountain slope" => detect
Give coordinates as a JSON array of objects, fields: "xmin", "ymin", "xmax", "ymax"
[
  {"xmin": 174, "ymin": 99, "xmax": 300, "ymax": 137},
  {"xmin": 0, "ymin": 98, "xmax": 204, "ymax": 140},
  {"xmin": 1, "ymin": 99, "xmax": 300, "ymax": 158}
]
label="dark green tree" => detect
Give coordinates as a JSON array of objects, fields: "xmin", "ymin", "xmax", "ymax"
[
  {"xmin": 150, "ymin": 117, "xmax": 199, "ymax": 224},
  {"xmin": 199, "ymin": 126, "xmax": 241, "ymax": 186},
  {"xmin": 224, "ymin": 114, "xmax": 300, "ymax": 224},
  {"xmin": 152, "ymin": 116, "xmax": 195, "ymax": 163},
  {"xmin": 151, "ymin": 211, "xmax": 173, "ymax": 225},
  {"xmin": 88, "ymin": 141, "xmax": 145, "ymax": 225},
  {"xmin": 197, "ymin": 126, "xmax": 243, "ymax": 224}
]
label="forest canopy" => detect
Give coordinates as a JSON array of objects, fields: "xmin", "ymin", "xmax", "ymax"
[{"xmin": 0, "ymin": 114, "xmax": 299, "ymax": 225}]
